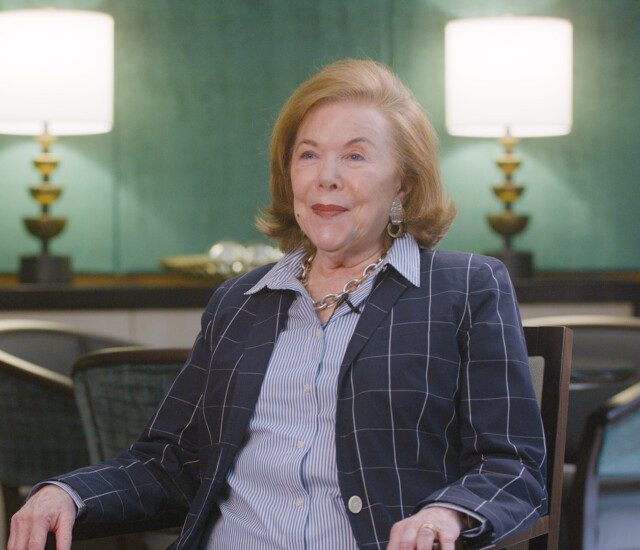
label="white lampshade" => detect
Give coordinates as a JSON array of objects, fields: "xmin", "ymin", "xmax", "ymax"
[
  {"xmin": 445, "ymin": 16, "xmax": 573, "ymax": 138},
  {"xmin": 0, "ymin": 9, "xmax": 113, "ymax": 136}
]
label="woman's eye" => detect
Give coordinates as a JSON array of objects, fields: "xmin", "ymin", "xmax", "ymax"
[
  {"xmin": 348, "ymin": 152, "xmax": 365, "ymax": 161},
  {"xmin": 300, "ymin": 151, "xmax": 316, "ymax": 160}
]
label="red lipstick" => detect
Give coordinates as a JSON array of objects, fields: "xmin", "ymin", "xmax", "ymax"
[{"xmin": 311, "ymin": 203, "xmax": 348, "ymax": 218}]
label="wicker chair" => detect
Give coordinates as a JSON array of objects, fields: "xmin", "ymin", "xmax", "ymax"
[
  {"xmin": 0, "ymin": 320, "xmax": 132, "ymax": 530},
  {"xmin": 71, "ymin": 347, "xmax": 189, "ymax": 463},
  {"xmin": 70, "ymin": 347, "xmax": 189, "ymax": 549}
]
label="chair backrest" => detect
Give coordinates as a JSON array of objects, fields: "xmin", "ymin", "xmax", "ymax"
[
  {"xmin": 490, "ymin": 326, "xmax": 573, "ymax": 550},
  {"xmin": 522, "ymin": 315, "xmax": 640, "ymax": 371},
  {"xmin": 0, "ymin": 319, "xmax": 132, "ymax": 376},
  {"xmin": 71, "ymin": 347, "xmax": 190, "ymax": 462}
]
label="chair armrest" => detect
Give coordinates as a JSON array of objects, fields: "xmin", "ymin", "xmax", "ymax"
[
  {"xmin": 491, "ymin": 516, "xmax": 549, "ymax": 548},
  {"xmin": 597, "ymin": 381, "xmax": 640, "ymax": 423},
  {"xmin": 71, "ymin": 346, "xmax": 189, "ymax": 376},
  {"xmin": 0, "ymin": 349, "xmax": 73, "ymax": 396},
  {"xmin": 462, "ymin": 516, "xmax": 549, "ymax": 549},
  {"xmin": 570, "ymin": 367, "xmax": 638, "ymax": 390}
]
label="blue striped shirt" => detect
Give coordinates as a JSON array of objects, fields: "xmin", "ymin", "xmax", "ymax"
[{"xmin": 207, "ymin": 237, "xmax": 419, "ymax": 549}]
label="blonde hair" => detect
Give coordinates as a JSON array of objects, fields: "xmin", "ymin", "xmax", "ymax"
[{"xmin": 256, "ymin": 59, "xmax": 456, "ymax": 252}]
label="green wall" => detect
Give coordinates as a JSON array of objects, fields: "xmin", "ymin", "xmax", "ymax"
[{"xmin": 0, "ymin": 0, "xmax": 638, "ymax": 273}]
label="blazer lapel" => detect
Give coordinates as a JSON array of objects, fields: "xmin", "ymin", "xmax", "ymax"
[
  {"xmin": 339, "ymin": 268, "xmax": 410, "ymax": 376},
  {"xmin": 218, "ymin": 288, "xmax": 295, "ymax": 449},
  {"xmin": 178, "ymin": 288, "xmax": 296, "ymax": 549}
]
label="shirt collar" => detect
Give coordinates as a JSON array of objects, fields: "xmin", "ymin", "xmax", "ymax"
[
  {"xmin": 245, "ymin": 233, "xmax": 421, "ymax": 295},
  {"xmin": 385, "ymin": 233, "xmax": 421, "ymax": 287},
  {"xmin": 245, "ymin": 248, "xmax": 307, "ymax": 295}
]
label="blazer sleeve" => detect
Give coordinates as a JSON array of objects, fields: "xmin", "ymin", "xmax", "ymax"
[
  {"xmin": 48, "ymin": 283, "xmax": 228, "ymax": 534},
  {"xmin": 420, "ymin": 256, "xmax": 547, "ymax": 545}
]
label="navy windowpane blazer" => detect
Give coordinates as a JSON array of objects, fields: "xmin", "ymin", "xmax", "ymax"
[{"xmin": 56, "ymin": 248, "xmax": 546, "ymax": 549}]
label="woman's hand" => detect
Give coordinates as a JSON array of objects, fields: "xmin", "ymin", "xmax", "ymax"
[
  {"xmin": 7, "ymin": 484, "xmax": 76, "ymax": 550},
  {"xmin": 387, "ymin": 506, "xmax": 463, "ymax": 550}
]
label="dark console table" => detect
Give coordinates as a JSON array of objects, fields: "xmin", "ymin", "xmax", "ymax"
[{"xmin": 0, "ymin": 272, "xmax": 638, "ymax": 314}]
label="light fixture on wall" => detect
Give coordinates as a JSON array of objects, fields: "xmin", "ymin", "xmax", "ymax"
[
  {"xmin": 445, "ymin": 16, "xmax": 573, "ymax": 278},
  {"xmin": 0, "ymin": 8, "xmax": 114, "ymax": 283}
]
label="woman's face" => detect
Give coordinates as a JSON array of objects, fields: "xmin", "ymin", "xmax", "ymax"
[{"xmin": 290, "ymin": 101, "xmax": 402, "ymax": 261}]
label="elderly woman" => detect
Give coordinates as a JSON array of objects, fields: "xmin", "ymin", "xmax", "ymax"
[{"xmin": 9, "ymin": 60, "xmax": 545, "ymax": 550}]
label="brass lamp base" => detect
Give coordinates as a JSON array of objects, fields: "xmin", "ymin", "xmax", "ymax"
[
  {"xmin": 487, "ymin": 211, "xmax": 528, "ymax": 237},
  {"xmin": 24, "ymin": 215, "xmax": 66, "ymax": 241},
  {"xmin": 486, "ymin": 250, "xmax": 533, "ymax": 279},
  {"xmin": 17, "ymin": 130, "xmax": 74, "ymax": 284},
  {"xmin": 20, "ymin": 254, "xmax": 71, "ymax": 284},
  {"xmin": 486, "ymin": 131, "xmax": 535, "ymax": 278}
]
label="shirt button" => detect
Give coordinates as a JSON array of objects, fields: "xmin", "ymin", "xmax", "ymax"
[
  {"xmin": 315, "ymin": 328, "xmax": 323, "ymax": 338},
  {"xmin": 348, "ymin": 495, "xmax": 362, "ymax": 514},
  {"xmin": 295, "ymin": 498, "xmax": 304, "ymax": 508},
  {"xmin": 303, "ymin": 383, "xmax": 311, "ymax": 394},
  {"xmin": 297, "ymin": 440, "xmax": 305, "ymax": 449}
]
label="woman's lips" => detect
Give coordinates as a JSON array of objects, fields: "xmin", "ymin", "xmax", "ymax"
[{"xmin": 311, "ymin": 203, "xmax": 348, "ymax": 218}]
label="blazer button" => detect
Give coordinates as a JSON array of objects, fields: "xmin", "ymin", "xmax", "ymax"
[{"xmin": 348, "ymin": 495, "xmax": 363, "ymax": 514}]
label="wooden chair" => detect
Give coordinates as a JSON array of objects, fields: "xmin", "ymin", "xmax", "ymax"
[
  {"xmin": 569, "ymin": 381, "xmax": 640, "ymax": 550},
  {"xmin": 26, "ymin": 330, "xmax": 570, "ymax": 549},
  {"xmin": 466, "ymin": 325, "xmax": 573, "ymax": 550},
  {"xmin": 0, "ymin": 320, "xmax": 132, "ymax": 532}
]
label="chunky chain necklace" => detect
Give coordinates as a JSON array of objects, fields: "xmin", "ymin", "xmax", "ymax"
[{"xmin": 299, "ymin": 251, "xmax": 387, "ymax": 311}]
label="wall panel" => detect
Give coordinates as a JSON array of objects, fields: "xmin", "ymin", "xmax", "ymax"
[{"xmin": 0, "ymin": 0, "xmax": 637, "ymax": 273}]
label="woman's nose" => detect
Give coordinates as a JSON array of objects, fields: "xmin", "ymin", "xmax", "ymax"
[{"xmin": 317, "ymin": 157, "xmax": 341, "ymax": 190}]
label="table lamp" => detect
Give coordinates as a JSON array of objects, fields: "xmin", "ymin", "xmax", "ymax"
[
  {"xmin": 0, "ymin": 8, "xmax": 114, "ymax": 283},
  {"xmin": 445, "ymin": 16, "xmax": 573, "ymax": 277}
]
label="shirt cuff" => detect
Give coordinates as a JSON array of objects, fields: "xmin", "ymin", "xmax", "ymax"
[
  {"xmin": 422, "ymin": 502, "xmax": 489, "ymax": 538},
  {"xmin": 29, "ymin": 481, "xmax": 86, "ymax": 518}
]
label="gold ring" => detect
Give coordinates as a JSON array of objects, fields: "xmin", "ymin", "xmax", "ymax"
[{"xmin": 419, "ymin": 522, "xmax": 437, "ymax": 536}]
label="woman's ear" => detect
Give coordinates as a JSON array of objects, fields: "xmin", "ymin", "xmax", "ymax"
[{"xmin": 397, "ymin": 183, "xmax": 410, "ymax": 202}]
